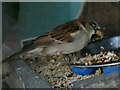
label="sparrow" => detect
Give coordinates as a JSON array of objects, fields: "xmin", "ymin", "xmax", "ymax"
[{"xmin": 2, "ymin": 18, "xmax": 103, "ymax": 64}]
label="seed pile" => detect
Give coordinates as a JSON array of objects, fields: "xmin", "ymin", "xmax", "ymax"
[
  {"xmin": 73, "ymin": 51, "xmax": 119, "ymax": 65},
  {"xmin": 23, "ymin": 56, "xmax": 97, "ymax": 88},
  {"xmin": 21, "ymin": 51, "xmax": 119, "ymax": 88}
]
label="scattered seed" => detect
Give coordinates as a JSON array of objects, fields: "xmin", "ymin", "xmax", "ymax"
[{"xmin": 21, "ymin": 50, "xmax": 119, "ymax": 88}]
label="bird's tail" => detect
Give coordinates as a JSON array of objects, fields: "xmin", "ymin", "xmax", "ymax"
[
  {"xmin": 2, "ymin": 42, "xmax": 46, "ymax": 64},
  {"xmin": 2, "ymin": 35, "xmax": 51, "ymax": 64},
  {"xmin": 2, "ymin": 49, "xmax": 25, "ymax": 64}
]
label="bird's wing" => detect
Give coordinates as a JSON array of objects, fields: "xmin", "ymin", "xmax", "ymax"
[{"xmin": 33, "ymin": 19, "xmax": 81, "ymax": 44}]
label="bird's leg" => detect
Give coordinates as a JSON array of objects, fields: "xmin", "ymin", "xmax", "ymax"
[
  {"xmin": 72, "ymin": 52, "xmax": 79, "ymax": 60},
  {"xmin": 57, "ymin": 54, "xmax": 65, "ymax": 60},
  {"xmin": 46, "ymin": 54, "xmax": 53, "ymax": 59},
  {"xmin": 55, "ymin": 51, "xmax": 65, "ymax": 60},
  {"xmin": 45, "ymin": 54, "xmax": 65, "ymax": 61}
]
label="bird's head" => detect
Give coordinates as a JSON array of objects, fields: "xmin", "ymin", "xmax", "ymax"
[
  {"xmin": 80, "ymin": 18, "xmax": 103, "ymax": 39},
  {"xmin": 89, "ymin": 19, "xmax": 103, "ymax": 38}
]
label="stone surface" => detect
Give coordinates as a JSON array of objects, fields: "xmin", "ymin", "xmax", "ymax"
[
  {"xmin": 2, "ymin": 59, "xmax": 120, "ymax": 88},
  {"xmin": 72, "ymin": 70, "xmax": 119, "ymax": 88}
]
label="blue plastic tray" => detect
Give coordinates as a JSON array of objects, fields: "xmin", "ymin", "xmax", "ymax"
[
  {"xmin": 70, "ymin": 65, "xmax": 120, "ymax": 75},
  {"xmin": 70, "ymin": 36, "xmax": 120, "ymax": 75}
]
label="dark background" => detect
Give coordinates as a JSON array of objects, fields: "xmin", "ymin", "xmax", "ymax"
[{"xmin": 80, "ymin": 2, "xmax": 119, "ymax": 37}]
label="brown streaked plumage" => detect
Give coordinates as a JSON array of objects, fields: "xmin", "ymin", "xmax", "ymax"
[
  {"xmin": 2, "ymin": 18, "xmax": 103, "ymax": 64},
  {"xmin": 33, "ymin": 19, "xmax": 80, "ymax": 44}
]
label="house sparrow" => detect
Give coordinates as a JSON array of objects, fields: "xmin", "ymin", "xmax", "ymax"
[{"xmin": 2, "ymin": 18, "xmax": 103, "ymax": 64}]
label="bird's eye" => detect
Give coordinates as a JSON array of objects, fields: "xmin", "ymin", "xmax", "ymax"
[
  {"xmin": 91, "ymin": 23, "xmax": 98, "ymax": 29},
  {"xmin": 92, "ymin": 23, "xmax": 96, "ymax": 27},
  {"xmin": 92, "ymin": 23, "xmax": 95, "ymax": 27},
  {"xmin": 90, "ymin": 20, "xmax": 100, "ymax": 30}
]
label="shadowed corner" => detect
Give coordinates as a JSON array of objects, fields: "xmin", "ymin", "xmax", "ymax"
[{"xmin": 0, "ymin": 1, "xmax": 2, "ymax": 90}]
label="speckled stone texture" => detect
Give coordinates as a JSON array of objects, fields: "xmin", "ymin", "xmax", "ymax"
[
  {"xmin": 72, "ymin": 71, "xmax": 119, "ymax": 88},
  {"xmin": 2, "ymin": 59, "xmax": 120, "ymax": 88}
]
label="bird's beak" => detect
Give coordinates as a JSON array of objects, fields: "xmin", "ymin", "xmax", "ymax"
[{"xmin": 95, "ymin": 30, "xmax": 103, "ymax": 38}]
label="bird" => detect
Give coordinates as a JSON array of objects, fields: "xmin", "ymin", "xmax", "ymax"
[{"xmin": 2, "ymin": 18, "xmax": 103, "ymax": 64}]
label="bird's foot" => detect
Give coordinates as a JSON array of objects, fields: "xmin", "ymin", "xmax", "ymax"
[
  {"xmin": 45, "ymin": 54, "xmax": 65, "ymax": 61},
  {"xmin": 50, "ymin": 54, "xmax": 64, "ymax": 61},
  {"xmin": 57, "ymin": 54, "xmax": 65, "ymax": 60}
]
